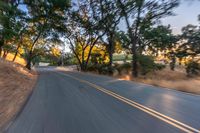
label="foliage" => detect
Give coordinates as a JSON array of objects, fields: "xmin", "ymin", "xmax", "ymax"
[
  {"xmin": 154, "ymin": 63, "xmax": 166, "ymax": 71},
  {"xmin": 75, "ymin": 43, "xmax": 109, "ymax": 64},
  {"xmin": 89, "ymin": 0, "xmax": 122, "ymax": 66},
  {"xmin": 137, "ymin": 55, "xmax": 155, "ymax": 75},
  {"xmin": 0, "ymin": 0, "xmax": 25, "ymax": 56},
  {"xmin": 115, "ymin": 31, "xmax": 131, "ymax": 54},
  {"xmin": 97, "ymin": 64, "xmax": 113, "ymax": 75},
  {"xmin": 116, "ymin": 0, "xmax": 179, "ymax": 77},
  {"xmin": 87, "ymin": 64, "xmax": 114, "ymax": 75},
  {"xmin": 186, "ymin": 61, "xmax": 200, "ymax": 76},
  {"xmin": 1, "ymin": 0, "xmax": 200, "ymax": 79},
  {"xmin": 62, "ymin": 53, "xmax": 77, "ymax": 65},
  {"xmin": 87, "ymin": 57, "xmax": 166, "ymax": 76},
  {"xmin": 142, "ymin": 25, "xmax": 177, "ymax": 55},
  {"xmin": 65, "ymin": 0, "xmax": 109, "ymax": 71},
  {"xmin": 177, "ymin": 24, "xmax": 200, "ymax": 58},
  {"xmin": 23, "ymin": 0, "xmax": 70, "ymax": 69},
  {"xmin": 115, "ymin": 63, "xmax": 132, "ymax": 75}
]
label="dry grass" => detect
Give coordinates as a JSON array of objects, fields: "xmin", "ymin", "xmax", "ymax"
[
  {"xmin": 1, "ymin": 52, "xmax": 26, "ymax": 66},
  {"xmin": 0, "ymin": 59, "xmax": 37, "ymax": 130},
  {"xmin": 118, "ymin": 68, "xmax": 200, "ymax": 95}
]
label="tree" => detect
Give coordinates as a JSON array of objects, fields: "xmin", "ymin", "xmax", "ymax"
[
  {"xmin": 144, "ymin": 26, "xmax": 177, "ymax": 52},
  {"xmin": 65, "ymin": 0, "xmax": 107, "ymax": 71},
  {"xmin": 116, "ymin": 0, "xmax": 179, "ymax": 77},
  {"xmin": 12, "ymin": 26, "xmax": 27, "ymax": 62},
  {"xmin": 89, "ymin": 0, "xmax": 122, "ymax": 68},
  {"xmin": 115, "ymin": 31, "xmax": 131, "ymax": 62},
  {"xmin": 142, "ymin": 25, "xmax": 178, "ymax": 70},
  {"xmin": 177, "ymin": 24, "xmax": 200, "ymax": 59},
  {"xmin": 66, "ymin": 26, "xmax": 105, "ymax": 71},
  {"xmin": 0, "ymin": 0, "xmax": 25, "ymax": 57},
  {"xmin": 23, "ymin": 0, "xmax": 70, "ymax": 69}
]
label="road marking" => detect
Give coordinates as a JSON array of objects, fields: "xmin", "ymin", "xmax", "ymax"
[{"xmin": 58, "ymin": 72, "xmax": 200, "ymax": 133}]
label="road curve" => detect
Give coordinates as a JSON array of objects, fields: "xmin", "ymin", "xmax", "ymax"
[{"xmin": 5, "ymin": 68, "xmax": 200, "ymax": 133}]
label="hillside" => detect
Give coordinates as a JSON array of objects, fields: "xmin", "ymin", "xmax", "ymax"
[
  {"xmin": 1, "ymin": 53, "xmax": 26, "ymax": 66},
  {"xmin": 0, "ymin": 59, "xmax": 37, "ymax": 130}
]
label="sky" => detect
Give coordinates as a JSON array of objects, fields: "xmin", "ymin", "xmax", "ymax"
[
  {"xmin": 119, "ymin": 0, "xmax": 200, "ymax": 35},
  {"xmin": 19, "ymin": 0, "xmax": 200, "ymax": 35},
  {"xmin": 161, "ymin": 0, "xmax": 200, "ymax": 34}
]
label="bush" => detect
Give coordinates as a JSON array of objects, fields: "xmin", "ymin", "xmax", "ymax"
[
  {"xmin": 186, "ymin": 61, "xmax": 200, "ymax": 76},
  {"xmin": 115, "ymin": 63, "xmax": 131, "ymax": 75},
  {"xmin": 87, "ymin": 64, "xmax": 114, "ymax": 75},
  {"xmin": 154, "ymin": 63, "xmax": 166, "ymax": 70},
  {"xmin": 98, "ymin": 64, "xmax": 109, "ymax": 74},
  {"xmin": 137, "ymin": 55, "xmax": 166, "ymax": 75},
  {"xmin": 87, "ymin": 55, "xmax": 166, "ymax": 76},
  {"xmin": 138, "ymin": 55, "xmax": 155, "ymax": 75},
  {"xmin": 87, "ymin": 64, "xmax": 98, "ymax": 72}
]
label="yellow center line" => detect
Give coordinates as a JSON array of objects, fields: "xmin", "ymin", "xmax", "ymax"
[{"xmin": 58, "ymin": 72, "xmax": 200, "ymax": 133}]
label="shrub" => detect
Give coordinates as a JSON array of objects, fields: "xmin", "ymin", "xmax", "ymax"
[
  {"xmin": 186, "ymin": 61, "xmax": 200, "ymax": 76},
  {"xmin": 87, "ymin": 64, "xmax": 98, "ymax": 72},
  {"xmin": 138, "ymin": 55, "xmax": 155, "ymax": 75},
  {"xmin": 87, "ymin": 64, "xmax": 114, "ymax": 75},
  {"xmin": 154, "ymin": 63, "xmax": 166, "ymax": 70},
  {"xmin": 115, "ymin": 63, "xmax": 131, "ymax": 75},
  {"xmin": 98, "ymin": 64, "xmax": 108, "ymax": 74},
  {"xmin": 87, "ymin": 55, "xmax": 166, "ymax": 76},
  {"xmin": 137, "ymin": 55, "xmax": 165, "ymax": 75}
]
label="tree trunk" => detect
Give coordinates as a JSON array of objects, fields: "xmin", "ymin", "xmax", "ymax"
[
  {"xmin": 81, "ymin": 47, "xmax": 86, "ymax": 71},
  {"xmin": 138, "ymin": 39, "xmax": 143, "ymax": 54},
  {"xmin": 0, "ymin": 46, "xmax": 2, "ymax": 58},
  {"xmin": 67, "ymin": 38, "xmax": 82, "ymax": 71},
  {"xmin": 123, "ymin": 10, "xmax": 139, "ymax": 77},
  {"xmin": 85, "ymin": 44, "xmax": 96, "ymax": 70},
  {"xmin": 12, "ymin": 45, "xmax": 21, "ymax": 62},
  {"xmin": 108, "ymin": 33, "xmax": 114, "ymax": 67},
  {"xmin": 170, "ymin": 54, "xmax": 176, "ymax": 71},
  {"xmin": 117, "ymin": 0, "xmax": 138, "ymax": 77},
  {"xmin": 3, "ymin": 51, "xmax": 8, "ymax": 59},
  {"xmin": 25, "ymin": 28, "xmax": 43, "ymax": 70},
  {"xmin": 131, "ymin": 5, "xmax": 142, "ymax": 77},
  {"xmin": 108, "ymin": 46, "xmax": 113, "ymax": 66},
  {"xmin": 12, "ymin": 51, "xmax": 18, "ymax": 62},
  {"xmin": 131, "ymin": 37, "xmax": 138, "ymax": 77},
  {"xmin": 26, "ymin": 59, "xmax": 31, "ymax": 70},
  {"xmin": 127, "ymin": 25, "xmax": 138, "ymax": 77},
  {"xmin": 0, "ymin": 38, "xmax": 4, "ymax": 58},
  {"xmin": 26, "ymin": 51, "xmax": 32, "ymax": 70},
  {"xmin": 80, "ymin": 63, "xmax": 86, "ymax": 71},
  {"xmin": 13, "ymin": 36, "xmax": 23, "ymax": 62}
]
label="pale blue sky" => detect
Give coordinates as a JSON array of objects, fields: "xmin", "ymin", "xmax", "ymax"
[
  {"xmin": 119, "ymin": 0, "xmax": 200, "ymax": 35},
  {"xmin": 162, "ymin": 0, "xmax": 200, "ymax": 34},
  {"xmin": 19, "ymin": 0, "xmax": 200, "ymax": 35}
]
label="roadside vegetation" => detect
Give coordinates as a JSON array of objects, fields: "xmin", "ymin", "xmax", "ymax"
[{"xmin": 0, "ymin": 0, "xmax": 200, "ymax": 98}]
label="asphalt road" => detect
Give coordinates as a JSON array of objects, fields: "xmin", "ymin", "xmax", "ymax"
[{"xmin": 5, "ymin": 68, "xmax": 200, "ymax": 133}]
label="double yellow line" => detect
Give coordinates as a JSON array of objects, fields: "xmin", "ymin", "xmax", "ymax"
[{"xmin": 60, "ymin": 72, "xmax": 200, "ymax": 133}]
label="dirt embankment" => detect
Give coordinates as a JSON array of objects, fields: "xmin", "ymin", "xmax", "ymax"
[{"xmin": 0, "ymin": 59, "xmax": 37, "ymax": 130}]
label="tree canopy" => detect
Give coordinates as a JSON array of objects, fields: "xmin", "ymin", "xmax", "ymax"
[{"xmin": 1, "ymin": 0, "xmax": 200, "ymax": 76}]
